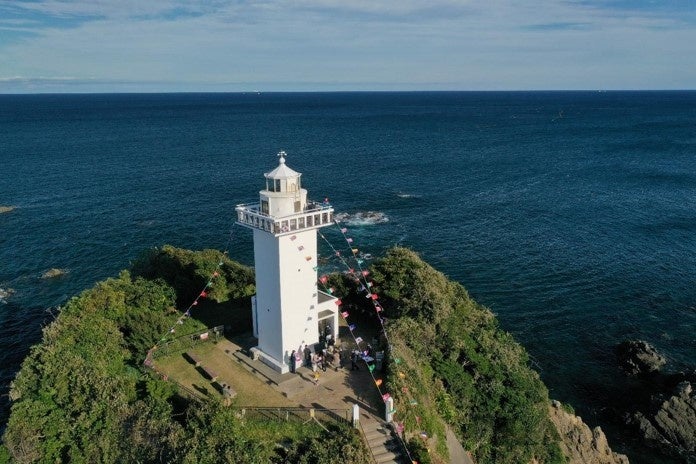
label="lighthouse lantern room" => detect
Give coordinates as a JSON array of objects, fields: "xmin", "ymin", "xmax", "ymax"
[{"xmin": 236, "ymin": 152, "xmax": 339, "ymax": 373}]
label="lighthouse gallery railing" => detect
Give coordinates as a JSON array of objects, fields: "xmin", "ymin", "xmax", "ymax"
[{"xmin": 236, "ymin": 201, "xmax": 334, "ymax": 235}]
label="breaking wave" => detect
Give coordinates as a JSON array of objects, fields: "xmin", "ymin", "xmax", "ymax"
[{"xmin": 334, "ymin": 211, "xmax": 389, "ymax": 226}]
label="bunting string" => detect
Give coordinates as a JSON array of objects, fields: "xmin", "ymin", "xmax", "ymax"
[
  {"xmin": 316, "ymin": 221, "xmax": 419, "ymax": 463},
  {"xmin": 144, "ymin": 222, "xmax": 239, "ymax": 367}
]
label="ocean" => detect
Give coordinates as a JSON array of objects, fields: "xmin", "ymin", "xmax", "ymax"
[{"xmin": 1, "ymin": 91, "xmax": 695, "ymax": 462}]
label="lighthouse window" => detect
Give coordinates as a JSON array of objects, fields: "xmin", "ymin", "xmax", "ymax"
[
  {"xmin": 261, "ymin": 200, "xmax": 269, "ymax": 214},
  {"xmin": 294, "ymin": 201, "xmax": 301, "ymax": 212},
  {"xmin": 299, "ymin": 217, "xmax": 305, "ymax": 229},
  {"xmin": 290, "ymin": 219, "xmax": 297, "ymax": 230},
  {"xmin": 307, "ymin": 215, "xmax": 313, "ymax": 227},
  {"xmin": 275, "ymin": 179, "xmax": 281, "ymax": 192},
  {"xmin": 314, "ymin": 214, "xmax": 321, "ymax": 225},
  {"xmin": 322, "ymin": 213, "xmax": 328, "ymax": 224}
]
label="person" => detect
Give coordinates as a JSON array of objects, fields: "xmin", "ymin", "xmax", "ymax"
[
  {"xmin": 304, "ymin": 346, "xmax": 311, "ymax": 367},
  {"xmin": 313, "ymin": 370, "xmax": 320, "ymax": 385},
  {"xmin": 319, "ymin": 353, "xmax": 326, "ymax": 372},
  {"xmin": 333, "ymin": 350, "xmax": 340, "ymax": 371},
  {"xmin": 289, "ymin": 350, "xmax": 296, "ymax": 373},
  {"xmin": 350, "ymin": 350, "xmax": 359, "ymax": 371}
]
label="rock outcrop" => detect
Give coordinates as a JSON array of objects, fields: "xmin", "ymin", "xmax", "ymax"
[
  {"xmin": 549, "ymin": 400, "xmax": 629, "ymax": 464},
  {"xmin": 41, "ymin": 268, "xmax": 68, "ymax": 279},
  {"xmin": 615, "ymin": 339, "xmax": 666, "ymax": 376},
  {"xmin": 0, "ymin": 205, "xmax": 15, "ymax": 213},
  {"xmin": 627, "ymin": 381, "xmax": 696, "ymax": 460}
]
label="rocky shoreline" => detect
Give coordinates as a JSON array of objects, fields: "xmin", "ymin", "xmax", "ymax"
[
  {"xmin": 615, "ymin": 339, "xmax": 696, "ymax": 461},
  {"xmin": 549, "ymin": 400, "xmax": 629, "ymax": 464}
]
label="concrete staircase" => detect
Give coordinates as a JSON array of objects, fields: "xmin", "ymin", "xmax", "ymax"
[{"xmin": 361, "ymin": 418, "xmax": 408, "ymax": 464}]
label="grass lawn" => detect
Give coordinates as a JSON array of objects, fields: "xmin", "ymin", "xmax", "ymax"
[{"xmin": 154, "ymin": 341, "xmax": 295, "ymax": 407}]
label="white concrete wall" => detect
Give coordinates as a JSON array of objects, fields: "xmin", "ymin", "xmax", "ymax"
[
  {"xmin": 253, "ymin": 227, "xmax": 319, "ymax": 372},
  {"xmin": 260, "ymin": 189, "xmax": 307, "ymax": 217}
]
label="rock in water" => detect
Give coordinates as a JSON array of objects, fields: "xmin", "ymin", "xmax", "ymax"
[
  {"xmin": 0, "ymin": 205, "xmax": 15, "ymax": 214},
  {"xmin": 549, "ymin": 400, "xmax": 629, "ymax": 464},
  {"xmin": 615, "ymin": 340, "xmax": 667, "ymax": 376},
  {"xmin": 41, "ymin": 268, "xmax": 68, "ymax": 279},
  {"xmin": 628, "ymin": 381, "xmax": 696, "ymax": 459}
]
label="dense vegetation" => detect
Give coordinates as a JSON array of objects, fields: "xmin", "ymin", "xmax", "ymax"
[
  {"xmin": 366, "ymin": 248, "xmax": 565, "ymax": 463},
  {"xmin": 1, "ymin": 246, "xmax": 367, "ymax": 464}
]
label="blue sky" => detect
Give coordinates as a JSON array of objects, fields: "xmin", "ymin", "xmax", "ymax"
[{"xmin": 0, "ymin": 0, "xmax": 694, "ymax": 92}]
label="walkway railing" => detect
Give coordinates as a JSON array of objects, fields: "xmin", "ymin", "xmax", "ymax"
[
  {"xmin": 149, "ymin": 326, "xmax": 224, "ymax": 359},
  {"xmin": 233, "ymin": 407, "xmax": 350, "ymax": 426}
]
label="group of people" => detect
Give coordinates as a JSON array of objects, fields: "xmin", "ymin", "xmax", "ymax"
[{"xmin": 289, "ymin": 343, "xmax": 344, "ymax": 384}]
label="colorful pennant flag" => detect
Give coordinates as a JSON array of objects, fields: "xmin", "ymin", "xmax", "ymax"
[
  {"xmin": 375, "ymin": 379, "xmax": 383, "ymax": 386},
  {"xmin": 371, "ymin": 293, "xmax": 379, "ymax": 300},
  {"xmin": 305, "ymin": 256, "xmax": 312, "ymax": 261},
  {"xmin": 334, "ymin": 299, "xmax": 343, "ymax": 306},
  {"xmin": 368, "ymin": 364, "xmax": 376, "ymax": 372},
  {"xmin": 349, "ymin": 324, "xmax": 356, "ymax": 331},
  {"xmin": 319, "ymin": 275, "xmax": 328, "ymax": 284},
  {"xmin": 192, "ymin": 301, "xmax": 198, "ymax": 306},
  {"xmin": 297, "ymin": 245, "xmax": 305, "ymax": 251},
  {"xmin": 382, "ymin": 393, "xmax": 391, "ymax": 402},
  {"xmin": 347, "ymin": 238, "xmax": 353, "ymax": 243},
  {"xmin": 213, "ymin": 271, "xmax": 219, "ymax": 277},
  {"xmin": 352, "ymin": 248, "xmax": 359, "ymax": 254},
  {"xmin": 362, "ymin": 270, "xmax": 370, "ymax": 276},
  {"xmin": 341, "ymin": 228, "xmax": 347, "ymax": 233},
  {"xmin": 200, "ymin": 290, "xmax": 208, "ymax": 298},
  {"xmin": 341, "ymin": 311, "xmax": 349, "ymax": 318},
  {"xmin": 290, "ymin": 235, "xmax": 297, "ymax": 241},
  {"xmin": 355, "ymin": 337, "xmax": 363, "ymax": 344}
]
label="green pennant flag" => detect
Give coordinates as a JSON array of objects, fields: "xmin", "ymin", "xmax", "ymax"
[
  {"xmin": 394, "ymin": 358, "xmax": 402, "ymax": 364},
  {"xmin": 368, "ymin": 364, "xmax": 375, "ymax": 372}
]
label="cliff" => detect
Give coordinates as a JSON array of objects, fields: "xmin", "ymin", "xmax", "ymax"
[{"xmin": 549, "ymin": 401, "xmax": 629, "ymax": 464}]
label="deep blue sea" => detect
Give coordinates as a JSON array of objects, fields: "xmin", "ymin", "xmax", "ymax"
[{"xmin": 1, "ymin": 92, "xmax": 695, "ymax": 462}]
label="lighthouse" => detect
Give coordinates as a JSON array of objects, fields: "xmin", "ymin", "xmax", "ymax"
[{"xmin": 236, "ymin": 152, "xmax": 339, "ymax": 373}]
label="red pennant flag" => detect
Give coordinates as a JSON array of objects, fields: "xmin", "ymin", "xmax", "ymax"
[
  {"xmin": 371, "ymin": 294, "xmax": 379, "ymax": 300},
  {"xmin": 341, "ymin": 311, "xmax": 349, "ymax": 318},
  {"xmin": 334, "ymin": 299, "xmax": 343, "ymax": 306},
  {"xmin": 319, "ymin": 275, "xmax": 328, "ymax": 284},
  {"xmin": 362, "ymin": 270, "xmax": 369, "ymax": 276},
  {"xmin": 200, "ymin": 290, "xmax": 208, "ymax": 298},
  {"xmin": 382, "ymin": 393, "xmax": 391, "ymax": 402}
]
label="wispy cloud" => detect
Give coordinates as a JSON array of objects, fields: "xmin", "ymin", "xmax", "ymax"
[{"xmin": 0, "ymin": 0, "xmax": 694, "ymax": 92}]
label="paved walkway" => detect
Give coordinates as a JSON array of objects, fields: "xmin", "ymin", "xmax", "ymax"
[{"xmin": 217, "ymin": 335, "xmax": 470, "ymax": 464}]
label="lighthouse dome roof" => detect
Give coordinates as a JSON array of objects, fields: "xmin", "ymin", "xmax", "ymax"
[{"xmin": 264, "ymin": 151, "xmax": 301, "ymax": 180}]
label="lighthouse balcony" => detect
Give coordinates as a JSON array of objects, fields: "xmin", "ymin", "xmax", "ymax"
[{"xmin": 236, "ymin": 202, "xmax": 334, "ymax": 235}]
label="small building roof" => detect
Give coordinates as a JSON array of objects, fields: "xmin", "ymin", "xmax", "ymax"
[{"xmin": 265, "ymin": 151, "xmax": 301, "ymax": 180}]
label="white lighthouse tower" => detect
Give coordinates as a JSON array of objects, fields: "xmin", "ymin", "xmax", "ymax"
[{"xmin": 236, "ymin": 152, "xmax": 339, "ymax": 373}]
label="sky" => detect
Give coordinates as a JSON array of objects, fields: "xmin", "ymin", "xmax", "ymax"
[{"xmin": 0, "ymin": 0, "xmax": 695, "ymax": 93}]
